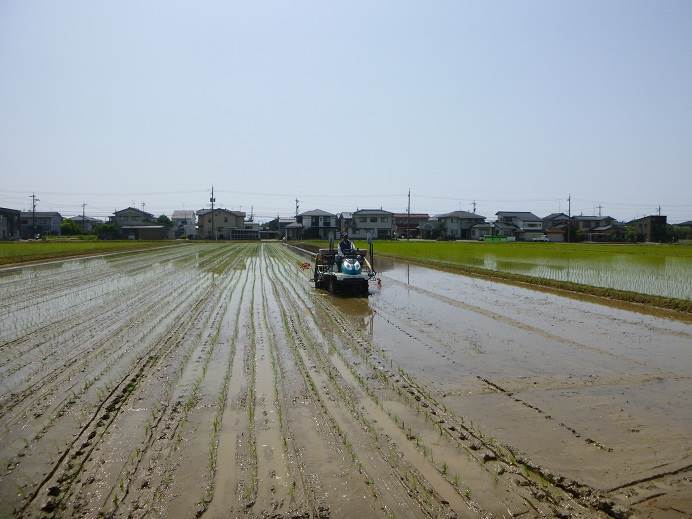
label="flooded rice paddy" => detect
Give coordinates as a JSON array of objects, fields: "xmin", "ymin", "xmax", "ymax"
[
  {"xmin": 1, "ymin": 242, "xmax": 690, "ymax": 518},
  {"xmin": 476, "ymin": 253, "xmax": 692, "ymax": 300}
]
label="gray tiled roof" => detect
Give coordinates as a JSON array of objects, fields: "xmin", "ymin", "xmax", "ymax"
[
  {"xmin": 437, "ymin": 211, "xmax": 484, "ymax": 219},
  {"xmin": 495, "ymin": 211, "xmax": 541, "ymax": 221},
  {"xmin": 352, "ymin": 209, "xmax": 393, "ymax": 215},
  {"xmin": 298, "ymin": 209, "xmax": 335, "ymax": 217}
]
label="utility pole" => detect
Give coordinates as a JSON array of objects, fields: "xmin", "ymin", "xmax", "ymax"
[
  {"xmin": 210, "ymin": 185, "xmax": 216, "ymax": 240},
  {"xmin": 295, "ymin": 198, "xmax": 299, "ymax": 217},
  {"xmin": 29, "ymin": 193, "xmax": 39, "ymax": 238},
  {"xmin": 472, "ymin": 200, "xmax": 477, "ymax": 214},
  {"xmin": 567, "ymin": 194, "xmax": 571, "ymax": 243},
  {"xmin": 407, "ymin": 188, "xmax": 411, "ymax": 240},
  {"xmin": 597, "ymin": 204, "xmax": 603, "ymax": 217},
  {"xmin": 81, "ymin": 202, "xmax": 87, "ymax": 234}
]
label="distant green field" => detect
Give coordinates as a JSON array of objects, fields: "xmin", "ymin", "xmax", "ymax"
[
  {"xmin": 0, "ymin": 241, "xmax": 181, "ymax": 265},
  {"xmin": 303, "ymin": 240, "xmax": 692, "ymax": 303}
]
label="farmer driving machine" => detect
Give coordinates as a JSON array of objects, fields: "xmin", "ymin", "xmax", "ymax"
[{"xmin": 313, "ymin": 238, "xmax": 376, "ymax": 296}]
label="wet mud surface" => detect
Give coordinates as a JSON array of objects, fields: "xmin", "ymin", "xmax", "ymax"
[{"xmin": 1, "ymin": 243, "xmax": 690, "ymax": 518}]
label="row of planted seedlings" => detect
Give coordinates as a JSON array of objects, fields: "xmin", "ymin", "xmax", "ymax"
[
  {"xmin": 276, "ymin": 243, "xmax": 599, "ymax": 518},
  {"xmin": 123, "ymin": 244, "xmax": 257, "ymax": 515},
  {"xmin": 265, "ymin": 247, "xmax": 459, "ymax": 518},
  {"xmin": 29, "ymin": 244, "xmax": 253, "ymax": 517},
  {"xmin": 2, "ymin": 258, "xmax": 216, "ymax": 501},
  {"xmin": 263, "ymin": 254, "xmax": 393, "ymax": 514}
]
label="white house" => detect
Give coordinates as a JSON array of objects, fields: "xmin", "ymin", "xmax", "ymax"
[
  {"xmin": 172, "ymin": 210, "xmax": 197, "ymax": 239},
  {"xmin": 296, "ymin": 209, "xmax": 338, "ymax": 240},
  {"xmin": 495, "ymin": 211, "xmax": 544, "ymax": 240},
  {"xmin": 436, "ymin": 211, "xmax": 485, "ymax": 240},
  {"xmin": 348, "ymin": 209, "xmax": 393, "ymax": 240}
]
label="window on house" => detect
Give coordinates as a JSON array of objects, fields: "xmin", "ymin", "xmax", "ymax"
[
  {"xmin": 370, "ymin": 217, "xmax": 377, "ymax": 223},
  {"xmin": 381, "ymin": 217, "xmax": 388, "ymax": 223},
  {"xmin": 224, "ymin": 217, "xmax": 228, "ymax": 222},
  {"xmin": 312, "ymin": 216, "xmax": 319, "ymax": 226},
  {"xmin": 359, "ymin": 217, "xmax": 367, "ymax": 223}
]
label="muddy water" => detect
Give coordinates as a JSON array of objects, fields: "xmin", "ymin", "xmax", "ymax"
[{"xmin": 0, "ymin": 243, "xmax": 689, "ymax": 518}]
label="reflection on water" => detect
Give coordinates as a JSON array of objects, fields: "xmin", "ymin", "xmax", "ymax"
[{"xmin": 377, "ymin": 253, "xmax": 692, "ymax": 301}]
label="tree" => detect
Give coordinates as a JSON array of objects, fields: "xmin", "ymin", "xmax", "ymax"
[
  {"xmin": 157, "ymin": 215, "xmax": 172, "ymax": 227},
  {"xmin": 624, "ymin": 225, "xmax": 638, "ymax": 243},
  {"xmin": 94, "ymin": 223, "xmax": 121, "ymax": 240},
  {"xmin": 60, "ymin": 220, "xmax": 81, "ymax": 235}
]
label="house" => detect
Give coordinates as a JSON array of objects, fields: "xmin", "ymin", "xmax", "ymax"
[
  {"xmin": 542, "ymin": 213, "xmax": 570, "ymax": 231},
  {"xmin": 295, "ymin": 209, "xmax": 338, "ymax": 240},
  {"xmin": 545, "ymin": 227, "xmax": 566, "ymax": 242},
  {"xmin": 171, "ymin": 210, "xmax": 197, "ymax": 239},
  {"xmin": 120, "ymin": 226, "xmax": 169, "ymax": 240},
  {"xmin": 0, "ymin": 207, "xmax": 21, "ymax": 240},
  {"xmin": 437, "ymin": 211, "xmax": 485, "ymax": 240},
  {"xmin": 196, "ymin": 208, "xmax": 246, "ymax": 240},
  {"xmin": 470, "ymin": 222, "xmax": 517, "ymax": 240},
  {"xmin": 67, "ymin": 215, "xmax": 102, "ymax": 234},
  {"xmin": 628, "ymin": 215, "xmax": 667, "ymax": 242},
  {"xmin": 338, "ymin": 212, "xmax": 352, "ymax": 235},
  {"xmin": 392, "ymin": 213, "xmax": 430, "ymax": 239},
  {"xmin": 109, "ymin": 207, "xmax": 155, "ymax": 226},
  {"xmin": 419, "ymin": 217, "xmax": 440, "ymax": 239},
  {"xmin": 20, "ymin": 211, "xmax": 63, "ymax": 237},
  {"xmin": 348, "ymin": 209, "xmax": 393, "ymax": 240},
  {"xmin": 495, "ymin": 212, "xmax": 543, "ymax": 240},
  {"xmin": 589, "ymin": 223, "xmax": 625, "ymax": 242},
  {"xmin": 285, "ymin": 221, "xmax": 303, "ymax": 240},
  {"xmin": 265, "ymin": 217, "xmax": 297, "ymax": 239},
  {"xmin": 572, "ymin": 215, "xmax": 615, "ymax": 232}
]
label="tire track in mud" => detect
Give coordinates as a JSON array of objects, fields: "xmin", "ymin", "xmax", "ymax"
[
  {"xmin": 265, "ymin": 249, "xmax": 448, "ymax": 518},
  {"xmin": 356, "ymin": 298, "xmax": 615, "ymax": 455},
  {"xmin": 262, "ymin": 249, "xmax": 379, "ymax": 518},
  {"xmin": 381, "ymin": 273, "xmax": 663, "ymax": 371},
  {"xmin": 276, "ymin": 244, "xmax": 614, "ymax": 518},
  {"xmin": 248, "ymin": 246, "xmax": 307, "ymax": 517}
]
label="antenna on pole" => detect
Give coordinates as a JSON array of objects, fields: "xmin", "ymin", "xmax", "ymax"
[
  {"xmin": 210, "ymin": 185, "xmax": 216, "ymax": 240},
  {"xmin": 657, "ymin": 205, "xmax": 661, "ymax": 216},
  {"xmin": 141, "ymin": 202, "xmax": 146, "ymax": 212},
  {"xmin": 472, "ymin": 200, "xmax": 477, "ymax": 214},
  {"xmin": 295, "ymin": 198, "xmax": 299, "ymax": 217},
  {"xmin": 82, "ymin": 202, "xmax": 87, "ymax": 234},
  {"xmin": 597, "ymin": 204, "xmax": 603, "ymax": 217}
]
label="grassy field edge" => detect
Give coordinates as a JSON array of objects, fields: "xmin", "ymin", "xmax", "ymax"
[{"xmin": 0, "ymin": 241, "xmax": 187, "ymax": 266}]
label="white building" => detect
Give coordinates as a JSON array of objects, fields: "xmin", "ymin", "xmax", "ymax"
[
  {"xmin": 495, "ymin": 211, "xmax": 544, "ymax": 240},
  {"xmin": 347, "ymin": 209, "xmax": 393, "ymax": 240},
  {"xmin": 296, "ymin": 209, "xmax": 338, "ymax": 240},
  {"xmin": 172, "ymin": 210, "xmax": 197, "ymax": 239}
]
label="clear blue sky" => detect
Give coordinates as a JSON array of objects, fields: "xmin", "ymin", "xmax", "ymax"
[{"xmin": 1, "ymin": 0, "xmax": 691, "ymax": 222}]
